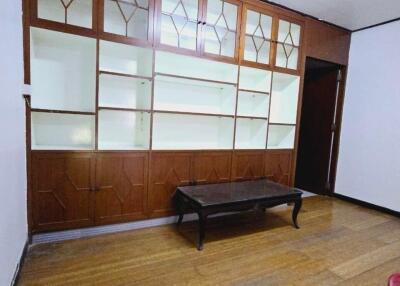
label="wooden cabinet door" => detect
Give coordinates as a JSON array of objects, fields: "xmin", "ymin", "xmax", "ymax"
[
  {"xmin": 273, "ymin": 16, "xmax": 303, "ymax": 72},
  {"xmin": 99, "ymin": 0, "xmax": 155, "ymax": 45},
  {"xmin": 94, "ymin": 153, "xmax": 148, "ymax": 225},
  {"xmin": 200, "ymin": 0, "xmax": 241, "ymax": 62},
  {"xmin": 239, "ymin": 4, "xmax": 275, "ymax": 69},
  {"xmin": 155, "ymin": 0, "xmax": 203, "ymax": 54},
  {"xmin": 148, "ymin": 152, "xmax": 192, "ymax": 217},
  {"xmin": 31, "ymin": 0, "xmax": 98, "ymax": 36},
  {"xmin": 265, "ymin": 150, "xmax": 292, "ymax": 186},
  {"xmin": 231, "ymin": 151, "xmax": 265, "ymax": 181},
  {"xmin": 192, "ymin": 151, "xmax": 231, "ymax": 184},
  {"xmin": 32, "ymin": 152, "xmax": 95, "ymax": 232}
]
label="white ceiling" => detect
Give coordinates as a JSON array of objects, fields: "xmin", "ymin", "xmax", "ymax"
[{"xmin": 268, "ymin": 0, "xmax": 400, "ymax": 31}]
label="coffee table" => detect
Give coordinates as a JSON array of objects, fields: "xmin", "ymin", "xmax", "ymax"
[{"xmin": 174, "ymin": 179, "xmax": 303, "ymax": 250}]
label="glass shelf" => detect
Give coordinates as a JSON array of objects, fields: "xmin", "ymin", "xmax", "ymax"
[
  {"xmin": 98, "ymin": 110, "xmax": 150, "ymax": 150},
  {"xmin": 239, "ymin": 66, "xmax": 272, "ymax": 93},
  {"xmin": 99, "ymin": 40, "xmax": 153, "ymax": 77},
  {"xmin": 30, "ymin": 28, "xmax": 96, "ymax": 112},
  {"xmin": 155, "ymin": 51, "xmax": 238, "ymax": 83},
  {"xmin": 237, "ymin": 90, "xmax": 269, "ymax": 118},
  {"xmin": 99, "ymin": 73, "xmax": 152, "ymax": 110},
  {"xmin": 270, "ymin": 72, "xmax": 300, "ymax": 124},
  {"xmin": 267, "ymin": 124, "xmax": 295, "ymax": 149},
  {"xmin": 31, "ymin": 112, "xmax": 95, "ymax": 150},
  {"xmin": 37, "ymin": 0, "xmax": 92, "ymax": 28},
  {"xmin": 152, "ymin": 112, "xmax": 234, "ymax": 150},
  {"xmin": 154, "ymin": 74, "xmax": 236, "ymax": 115},
  {"xmin": 235, "ymin": 118, "xmax": 268, "ymax": 149}
]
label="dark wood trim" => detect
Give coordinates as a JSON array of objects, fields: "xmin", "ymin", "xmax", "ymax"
[
  {"xmin": 99, "ymin": 70, "xmax": 153, "ymax": 81},
  {"xmin": 11, "ymin": 240, "xmax": 29, "ymax": 286},
  {"xmin": 153, "ymin": 110, "xmax": 235, "ymax": 118},
  {"xmin": 154, "ymin": 72, "xmax": 237, "ymax": 86},
  {"xmin": 352, "ymin": 17, "xmax": 400, "ymax": 33},
  {"xmin": 98, "ymin": 107, "xmax": 151, "ymax": 113},
  {"xmin": 332, "ymin": 193, "xmax": 400, "ymax": 218},
  {"xmin": 22, "ymin": 0, "xmax": 31, "ymax": 85},
  {"xmin": 24, "ymin": 95, "xmax": 32, "ymax": 240},
  {"xmin": 31, "ymin": 108, "xmax": 96, "ymax": 116},
  {"xmin": 238, "ymin": 89, "xmax": 270, "ymax": 95}
]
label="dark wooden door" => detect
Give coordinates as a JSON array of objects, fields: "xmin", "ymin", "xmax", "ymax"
[
  {"xmin": 94, "ymin": 153, "xmax": 148, "ymax": 225},
  {"xmin": 148, "ymin": 152, "xmax": 192, "ymax": 217},
  {"xmin": 295, "ymin": 58, "xmax": 341, "ymax": 195},
  {"xmin": 265, "ymin": 150, "xmax": 292, "ymax": 186},
  {"xmin": 31, "ymin": 152, "xmax": 95, "ymax": 232},
  {"xmin": 192, "ymin": 151, "xmax": 232, "ymax": 184},
  {"xmin": 231, "ymin": 151, "xmax": 265, "ymax": 181}
]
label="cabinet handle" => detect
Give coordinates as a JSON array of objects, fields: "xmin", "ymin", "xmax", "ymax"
[
  {"xmin": 197, "ymin": 20, "xmax": 202, "ymax": 25},
  {"xmin": 202, "ymin": 22, "xmax": 206, "ymax": 25}
]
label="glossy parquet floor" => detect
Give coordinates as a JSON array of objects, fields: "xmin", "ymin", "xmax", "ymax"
[{"xmin": 19, "ymin": 196, "xmax": 400, "ymax": 285}]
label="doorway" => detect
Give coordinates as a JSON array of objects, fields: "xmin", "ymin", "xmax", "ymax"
[{"xmin": 295, "ymin": 58, "xmax": 345, "ymax": 195}]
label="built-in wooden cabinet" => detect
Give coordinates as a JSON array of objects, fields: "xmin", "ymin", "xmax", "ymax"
[
  {"xmin": 27, "ymin": 0, "xmax": 309, "ymax": 232},
  {"xmin": 31, "ymin": 152, "xmax": 95, "ymax": 231}
]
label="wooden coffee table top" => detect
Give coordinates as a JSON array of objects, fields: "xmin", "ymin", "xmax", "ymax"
[{"xmin": 177, "ymin": 179, "xmax": 302, "ymax": 207}]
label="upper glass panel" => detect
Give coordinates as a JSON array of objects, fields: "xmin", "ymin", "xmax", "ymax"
[
  {"xmin": 203, "ymin": 0, "xmax": 238, "ymax": 58},
  {"xmin": 275, "ymin": 20, "xmax": 301, "ymax": 70},
  {"xmin": 160, "ymin": 0, "xmax": 199, "ymax": 50},
  {"xmin": 104, "ymin": 0, "xmax": 150, "ymax": 40},
  {"xmin": 243, "ymin": 9, "xmax": 272, "ymax": 65},
  {"xmin": 37, "ymin": 0, "xmax": 93, "ymax": 28}
]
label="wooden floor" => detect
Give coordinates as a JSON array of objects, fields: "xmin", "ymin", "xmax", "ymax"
[{"xmin": 19, "ymin": 196, "xmax": 400, "ymax": 285}]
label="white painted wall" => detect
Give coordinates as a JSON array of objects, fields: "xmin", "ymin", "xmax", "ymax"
[
  {"xmin": 0, "ymin": 1, "xmax": 28, "ymax": 285},
  {"xmin": 335, "ymin": 21, "xmax": 400, "ymax": 212}
]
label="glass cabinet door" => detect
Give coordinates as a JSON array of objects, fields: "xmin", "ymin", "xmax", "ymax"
[
  {"xmin": 275, "ymin": 19, "xmax": 301, "ymax": 70},
  {"xmin": 103, "ymin": 0, "xmax": 152, "ymax": 41},
  {"xmin": 202, "ymin": 0, "xmax": 239, "ymax": 59},
  {"xmin": 158, "ymin": 0, "xmax": 201, "ymax": 51},
  {"xmin": 241, "ymin": 6, "xmax": 273, "ymax": 65}
]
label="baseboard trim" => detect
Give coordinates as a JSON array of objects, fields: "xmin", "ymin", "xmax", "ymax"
[
  {"xmin": 333, "ymin": 193, "xmax": 400, "ymax": 218},
  {"xmin": 11, "ymin": 239, "xmax": 29, "ymax": 286}
]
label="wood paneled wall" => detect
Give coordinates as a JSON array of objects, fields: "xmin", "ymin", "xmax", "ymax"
[{"xmin": 304, "ymin": 18, "xmax": 351, "ymax": 65}]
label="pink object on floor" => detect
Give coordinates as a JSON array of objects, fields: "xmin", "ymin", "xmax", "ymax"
[{"xmin": 389, "ymin": 273, "xmax": 400, "ymax": 286}]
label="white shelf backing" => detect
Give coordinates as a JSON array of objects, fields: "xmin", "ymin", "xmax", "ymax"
[
  {"xmin": 37, "ymin": 0, "xmax": 92, "ymax": 28},
  {"xmin": 235, "ymin": 118, "xmax": 268, "ymax": 149},
  {"xmin": 30, "ymin": 28, "xmax": 96, "ymax": 112},
  {"xmin": 237, "ymin": 91, "xmax": 269, "ymax": 118},
  {"xmin": 98, "ymin": 110, "xmax": 150, "ymax": 150},
  {"xmin": 31, "ymin": 112, "xmax": 95, "ymax": 150},
  {"xmin": 154, "ymin": 75, "xmax": 236, "ymax": 115},
  {"xmin": 267, "ymin": 125, "xmax": 296, "ymax": 149},
  {"xmin": 239, "ymin": 66, "xmax": 272, "ymax": 93},
  {"xmin": 155, "ymin": 51, "xmax": 238, "ymax": 83},
  {"xmin": 270, "ymin": 73, "xmax": 300, "ymax": 124},
  {"xmin": 103, "ymin": 0, "xmax": 149, "ymax": 40},
  {"xmin": 100, "ymin": 40, "xmax": 153, "ymax": 77},
  {"xmin": 99, "ymin": 73, "xmax": 151, "ymax": 110},
  {"xmin": 152, "ymin": 113, "xmax": 234, "ymax": 150}
]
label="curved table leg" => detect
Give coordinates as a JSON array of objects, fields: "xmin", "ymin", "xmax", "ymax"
[{"xmin": 292, "ymin": 199, "xmax": 302, "ymax": 229}]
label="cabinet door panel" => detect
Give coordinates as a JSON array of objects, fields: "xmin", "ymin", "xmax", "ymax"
[
  {"xmin": 265, "ymin": 150, "xmax": 292, "ymax": 186},
  {"xmin": 193, "ymin": 151, "xmax": 231, "ymax": 184},
  {"xmin": 95, "ymin": 153, "xmax": 148, "ymax": 224},
  {"xmin": 32, "ymin": 152, "xmax": 94, "ymax": 232},
  {"xmin": 157, "ymin": 0, "xmax": 202, "ymax": 52},
  {"xmin": 231, "ymin": 151, "xmax": 264, "ymax": 181},
  {"xmin": 240, "ymin": 5, "xmax": 274, "ymax": 67},
  {"xmin": 202, "ymin": 0, "xmax": 240, "ymax": 60},
  {"xmin": 148, "ymin": 152, "xmax": 192, "ymax": 217},
  {"xmin": 101, "ymin": 0, "xmax": 154, "ymax": 44}
]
